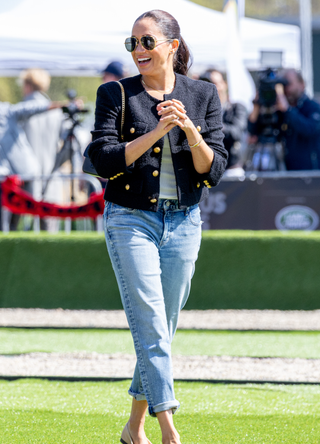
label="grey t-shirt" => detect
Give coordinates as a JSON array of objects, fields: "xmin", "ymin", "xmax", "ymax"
[{"xmin": 159, "ymin": 134, "xmax": 177, "ymax": 199}]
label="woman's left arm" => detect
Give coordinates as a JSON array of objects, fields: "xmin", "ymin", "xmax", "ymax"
[
  {"xmin": 184, "ymin": 122, "xmax": 214, "ymax": 175},
  {"xmin": 168, "ymin": 85, "xmax": 228, "ymax": 185}
]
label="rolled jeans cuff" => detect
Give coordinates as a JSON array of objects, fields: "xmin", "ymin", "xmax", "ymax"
[
  {"xmin": 149, "ymin": 400, "xmax": 180, "ymax": 418},
  {"xmin": 128, "ymin": 388, "xmax": 147, "ymax": 402}
]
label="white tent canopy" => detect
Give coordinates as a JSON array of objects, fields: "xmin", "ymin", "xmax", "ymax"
[{"xmin": 0, "ymin": 0, "xmax": 301, "ymax": 76}]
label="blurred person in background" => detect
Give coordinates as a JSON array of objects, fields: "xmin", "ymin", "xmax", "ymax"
[
  {"xmin": 17, "ymin": 68, "xmax": 65, "ymax": 230},
  {"xmin": 101, "ymin": 60, "xmax": 125, "ymax": 84},
  {"xmin": 248, "ymin": 68, "xmax": 320, "ymax": 170},
  {"xmin": 0, "ymin": 94, "xmax": 65, "ymax": 230},
  {"xmin": 199, "ymin": 68, "xmax": 247, "ymax": 174}
]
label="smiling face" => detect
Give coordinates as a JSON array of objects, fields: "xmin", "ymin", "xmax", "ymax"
[{"xmin": 131, "ymin": 18, "xmax": 177, "ymax": 78}]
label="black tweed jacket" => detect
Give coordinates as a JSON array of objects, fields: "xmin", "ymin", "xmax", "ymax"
[{"xmin": 88, "ymin": 73, "xmax": 228, "ymax": 211}]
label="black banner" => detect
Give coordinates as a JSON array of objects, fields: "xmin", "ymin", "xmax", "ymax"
[{"xmin": 200, "ymin": 175, "xmax": 320, "ymax": 231}]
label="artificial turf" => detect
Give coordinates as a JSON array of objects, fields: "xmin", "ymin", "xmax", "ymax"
[
  {"xmin": 2, "ymin": 231, "xmax": 320, "ymax": 311},
  {"xmin": 0, "ymin": 379, "xmax": 319, "ymax": 443},
  {"xmin": 1, "ymin": 328, "xmax": 320, "ymax": 358}
]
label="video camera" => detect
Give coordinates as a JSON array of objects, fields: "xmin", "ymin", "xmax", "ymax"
[
  {"xmin": 245, "ymin": 68, "xmax": 288, "ymax": 171},
  {"xmin": 62, "ymin": 89, "xmax": 89, "ymax": 119},
  {"xmin": 253, "ymin": 68, "xmax": 289, "ymax": 145},
  {"xmin": 258, "ymin": 68, "xmax": 288, "ymax": 108}
]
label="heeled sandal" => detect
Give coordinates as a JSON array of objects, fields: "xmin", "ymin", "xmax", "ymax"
[
  {"xmin": 120, "ymin": 422, "xmax": 133, "ymax": 444},
  {"xmin": 120, "ymin": 422, "xmax": 152, "ymax": 444}
]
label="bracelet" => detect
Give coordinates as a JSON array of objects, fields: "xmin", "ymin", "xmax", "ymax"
[{"xmin": 189, "ymin": 135, "xmax": 203, "ymax": 149}]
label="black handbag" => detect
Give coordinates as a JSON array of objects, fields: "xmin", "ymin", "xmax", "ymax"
[{"xmin": 82, "ymin": 81, "xmax": 125, "ymax": 177}]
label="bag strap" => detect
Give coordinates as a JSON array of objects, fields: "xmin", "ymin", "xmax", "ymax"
[{"xmin": 116, "ymin": 80, "xmax": 125, "ymax": 141}]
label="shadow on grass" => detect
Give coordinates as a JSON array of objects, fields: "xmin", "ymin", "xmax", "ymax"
[
  {"xmin": 0, "ymin": 380, "xmax": 320, "ymax": 443},
  {"xmin": 0, "ymin": 411, "xmax": 319, "ymax": 443}
]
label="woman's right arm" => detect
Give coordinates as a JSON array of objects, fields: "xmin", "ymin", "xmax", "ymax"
[
  {"xmin": 89, "ymin": 83, "xmax": 179, "ymax": 179},
  {"xmin": 88, "ymin": 83, "xmax": 129, "ymax": 179}
]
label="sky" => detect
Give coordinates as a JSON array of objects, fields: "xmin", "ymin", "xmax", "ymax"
[{"xmin": 0, "ymin": 0, "xmax": 24, "ymax": 14}]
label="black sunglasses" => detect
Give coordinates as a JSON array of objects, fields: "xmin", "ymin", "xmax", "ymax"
[{"xmin": 124, "ymin": 35, "xmax": 173, "ymax": 52}]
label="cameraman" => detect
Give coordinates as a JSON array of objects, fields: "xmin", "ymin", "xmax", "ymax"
[{"xmin": 248, "ymin": 69, "xmax": 320, "ymax": 170}]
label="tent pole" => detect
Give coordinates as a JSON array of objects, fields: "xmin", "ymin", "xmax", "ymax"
[
  {"xmin": 238, "ymin": 0, "xmax": 245, "ymax": 18},
  {"xmin": 299, "ymin": 0, "xmax": 313, "ymax": 97}
]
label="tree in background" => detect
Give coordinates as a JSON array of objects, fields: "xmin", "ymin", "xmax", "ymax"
[{"xmin": 0, "ymin": 76, "xmax": 100, "ymax": 105}]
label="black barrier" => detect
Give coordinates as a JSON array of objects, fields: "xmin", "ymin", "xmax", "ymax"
[
  {"xmin": 2, "ymin": 172, "xmax": 320, "ymax": 232},
  {"xmin": 200, "ymin": 171, "xmax": 320, "ymax": 231}
]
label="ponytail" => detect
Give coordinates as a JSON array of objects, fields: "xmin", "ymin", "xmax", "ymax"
[
  {"xmin": 134, "ymin": 10, "xmax": 193, "ymax": 76},
  {"xmin": 173, "ymin": 36, "xmax": 192, "ymax": 76}
]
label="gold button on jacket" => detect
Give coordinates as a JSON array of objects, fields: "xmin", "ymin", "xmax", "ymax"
[
  {"xmin": 125, "ymin": 184, "xmax": 130, "ymax": 190},
  {"xmin": 150, "ymin": 198, "xmax": 157, "ymax": 203},
  {"xmin": 153, "ymin": 147, "xmax": 161, "ymax": 153},
  {"xmin": 152, "ymin": 170, "xmax": 159, "ymax": 177},
  {"xmin": 130, "ymin": 127, "xmax": 135, "ymax": 134},
  {"xmin": 197, "ymin": 126, "xmax": 201, "ymax": 132}
]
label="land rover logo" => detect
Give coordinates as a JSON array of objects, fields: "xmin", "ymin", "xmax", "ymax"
[{"xmin": 275, "ymin": 205, "xmax": 319, "ymax": 231}]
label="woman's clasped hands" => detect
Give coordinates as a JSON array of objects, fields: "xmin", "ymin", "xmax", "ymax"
[{"xmin": 156, "ymin": 99, "xmax": 190, "ymax": 133}]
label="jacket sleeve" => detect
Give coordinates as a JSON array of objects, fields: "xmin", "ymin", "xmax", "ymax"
[
  {"xmin": 223, "ymin": 103, "xmax": 248, "ymax": 142},
  {"xmin": 284, "ymin": 104, "xmax": 320, "ymax": 138},
  {"xmin": 88, "ymin": 82, "xmax": 130, "ymax": 179},
  {"xmin": 9, "ymin": 101, "xmax": 50, "ymax": 121},
  {"xmin": 196, "ymin": 85, "xmax": 228, "ymax": 187},
  {"xmin": 247, "ymin": 118, "xmax": 259, "ymax": 136}
]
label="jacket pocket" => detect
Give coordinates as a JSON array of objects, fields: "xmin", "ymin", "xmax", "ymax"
[
  {"xmin": 112, "ymin": 175, "xmax": 144, "ymax": 194},
  {"xmin": 191, "ymin": 118, "xmax": 208, "ymax": 135},
  {"xmin": 123, "ymin": 122, "xmax": 149, "ymax": 141}
]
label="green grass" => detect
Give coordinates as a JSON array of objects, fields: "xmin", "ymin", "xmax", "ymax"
[
  {"xmin": 1, "ymin": 328, "xmax": 320, "ymax": 358},
  {"xmin": 0, "ymin": 379, "xmax": 319, "ymax": 443}
]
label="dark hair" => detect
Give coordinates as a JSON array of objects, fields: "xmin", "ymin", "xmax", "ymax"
[
  {"xmin": 134, "ymin": 9, "xmax": 192, "ymax": 76},
  {"xmin": 199, "ymin": 68, "xmax": 227, "ymax": 83},
  {"xmin": 280, "ymin": 68, "xmax": 304, "ymax": 84}
]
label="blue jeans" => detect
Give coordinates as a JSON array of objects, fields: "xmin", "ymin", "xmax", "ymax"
[{"xmin": 103, "ymin": 199, "xmax": 202, "ymax": 416}]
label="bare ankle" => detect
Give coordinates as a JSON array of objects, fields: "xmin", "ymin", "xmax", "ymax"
[
  {"xmin": 128, "ymin": 417, "xmax": 145, "ymax": 430},
  {"xmin": 156, "ymin": 409, "xmax": 181, "ymax": 444},
  {"xmin": 162, "ymin": 434, "xmax": 181, "ymax": 444}
]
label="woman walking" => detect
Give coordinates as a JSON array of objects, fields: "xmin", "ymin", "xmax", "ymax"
[{"xmin": 88, "ymin": 9, "xmax": 227, "ymax": 444}]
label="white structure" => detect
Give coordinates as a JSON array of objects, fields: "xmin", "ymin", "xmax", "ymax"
[
  {"xmin": 0, "ymin": 0, "xmax": 301, "ymax": 76},
  {"xmin": 299, "ymin": 0, "xmax": 313, "ymax": 97}
]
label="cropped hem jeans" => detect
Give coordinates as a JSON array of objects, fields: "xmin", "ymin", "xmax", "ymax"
[{"xmin": 103, "ymin": 199, "xmax": 202, "ymax": 417}]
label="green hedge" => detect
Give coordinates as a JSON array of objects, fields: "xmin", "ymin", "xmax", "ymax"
[
  {"xmin": 0, "ymin": 76, "xmax": 101, "ymax": 104},
  {"xmin": 0, "ymin": 231, "xmax": 319, "ymax": 310},
  {"xmin": 0, "ymin": 77, "xmax": 22, "ymax": 103}
]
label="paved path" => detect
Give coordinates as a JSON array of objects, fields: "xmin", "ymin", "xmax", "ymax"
[
  {"xmin": 1, "ymin": 352, "xmax": 319, "ymax": 383},
  {"xmin": 1, "ymin": 308, "xmax": 320, "ymax": 330},
  {"xmin": 1, "ymin": 308, "xmax": 319, "ymax": 383}
]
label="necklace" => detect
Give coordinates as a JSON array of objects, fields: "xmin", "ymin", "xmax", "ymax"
[{"xmin": 141, "ymin": 78, "xmax": 174, "ymax": 93}]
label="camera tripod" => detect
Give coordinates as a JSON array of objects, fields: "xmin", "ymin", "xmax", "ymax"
[
  {"xmin": 245, "ymin": 140, "xmax": 286, "ymax": 172},
  {"xmin": 246, "ymin": 104, "xmax": 287, "ymax": 172},
  {"xmin": 41, "ymin": 93, "xmax": 89, "ymax": 201}
]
